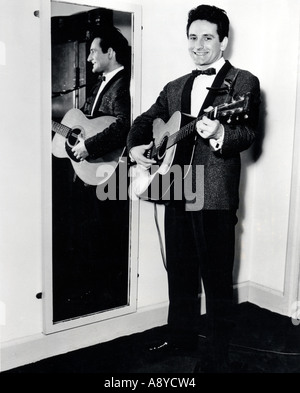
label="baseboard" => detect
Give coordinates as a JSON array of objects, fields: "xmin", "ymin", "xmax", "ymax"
[
  {"xmin": 0, "ymin": 302, "xmax": 169, "ymax": 372},
  {"xmin": 247, "ymin": 281, "xmax": 289, "ymax": 316},
  {"xmin": 233, "ymin": 280, "xmax": 289, "ymax": 316},
  {"xmin": 1, "ymin": 281, "xmax": 289, "ymax": 372},
  {"xmin": 233, "ymin": 280, "xmax": 250, "ymax": 304}
]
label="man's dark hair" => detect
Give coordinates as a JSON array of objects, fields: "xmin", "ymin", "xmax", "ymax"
[
  {"xmin": 91, "ymin": 25, "xmax": 130, "ymax": 66},
  {"xmin": 186, "ymin": 4, "xmax": 230, "ymax": 41}
]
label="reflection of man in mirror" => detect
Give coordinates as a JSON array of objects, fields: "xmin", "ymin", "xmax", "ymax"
[
  {"xmin": 72, "ymin": 26, "xmax": 131, "ymax": 160},
  {"xmin": 53, "ymin": 25, "xmax": 131, "ymax": 321}
]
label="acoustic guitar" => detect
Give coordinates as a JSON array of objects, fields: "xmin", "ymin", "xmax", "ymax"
[
  {"xmin": 130, "ymin": 93, "xmax": 251, "ymax": 201},
  {"xmin": 52, "ymin": 108, "xmax": 125, "ymax": 186}
]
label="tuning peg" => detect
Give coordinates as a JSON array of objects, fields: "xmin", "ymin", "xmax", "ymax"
[{"xmin": 244, "ymin": 114, "xmax": 249, "ymax": 119}]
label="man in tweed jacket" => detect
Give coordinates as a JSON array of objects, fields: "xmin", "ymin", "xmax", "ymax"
[{"xmin": 127, "ymin": 5, "xmax": 260, "ymax": 372}]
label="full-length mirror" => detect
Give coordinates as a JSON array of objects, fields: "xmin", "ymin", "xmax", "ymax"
[{"xmin": 43, "ymin": 0, "xmax": 140, "ymax": 332}]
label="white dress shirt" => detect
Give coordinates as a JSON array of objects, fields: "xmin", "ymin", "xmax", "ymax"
[{"xmin": 190, "ymin": 57, "xmax": 225, "ymax": 151}]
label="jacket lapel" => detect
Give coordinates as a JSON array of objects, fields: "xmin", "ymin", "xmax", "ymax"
[
  {"xmin": 181, "ymin": 60, "xmax": 233, "ymax": 116},
  {"xmin": 181, "ymin": 75, "xmax": 195, "ymax": 114},
  {"xmin": 198, "ymin": 60, "xmax": 233, "ymax": 116},
  {"xmin": 92, "ymin": 69, "xmax": 126, "ymax": 114}
]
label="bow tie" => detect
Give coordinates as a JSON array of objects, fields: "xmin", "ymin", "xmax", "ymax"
[
  {"xmin": 192, "ymin": 68, "xmax": 216, "ymax": 77},
  {"xmin": 98, "ymin": 74, "xmax": 106, "ymax": 82}
]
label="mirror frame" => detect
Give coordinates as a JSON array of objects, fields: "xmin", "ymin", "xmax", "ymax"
[{"xmin": 41, "ymin": 0, "xmax": 142, "ymax": 334}]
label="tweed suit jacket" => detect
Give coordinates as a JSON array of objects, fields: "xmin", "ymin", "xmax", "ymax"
[
  {"xmin": 127, "ymin": 60, "xmax": 261, "ymax": 210},
  {"xmin": 83, "ymin": 69, "xmax": 131, "ymax": 159}
]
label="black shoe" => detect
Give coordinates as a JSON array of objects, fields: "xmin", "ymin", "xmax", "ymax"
[
  {"xmin": 148, "ymin": 341, "xmax": 171, "ymax": 353},
  {"xmin": 148, "ymin": 339, "xmax": 197, "ymax": 354}
]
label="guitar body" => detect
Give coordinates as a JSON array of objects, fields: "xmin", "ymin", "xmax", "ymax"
[
  {"xmin": 52, "ymin": 108, "xmax": 124, "ymax": 186},
  {"xmin": 131, "ymin": 111, "xmax": 196, "ymax": 201}
]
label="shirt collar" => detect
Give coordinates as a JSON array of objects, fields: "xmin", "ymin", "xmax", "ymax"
[
  {"xmin": 103, "ymin": 66, "xmax": 124, "ymax": 83},
  {"xmin": 196, "ymin": 57, "xmax": 225, "ymax": 75}
]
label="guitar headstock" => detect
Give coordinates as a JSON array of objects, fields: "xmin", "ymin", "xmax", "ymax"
[{"xmin": 209, "ymin": 92, "xmax": 251, "ymax": 124}]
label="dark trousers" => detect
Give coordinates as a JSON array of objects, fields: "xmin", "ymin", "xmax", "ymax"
[{"xmin": 164, "ymin": 206, "xmax": 237, "ymax": 355}]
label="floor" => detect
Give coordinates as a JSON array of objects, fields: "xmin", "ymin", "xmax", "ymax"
[{"xmin": 2, "ymin": 302, "xmax": 300, "ymax": 374}]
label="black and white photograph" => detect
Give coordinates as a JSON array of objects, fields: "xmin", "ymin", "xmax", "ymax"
[{"xmin": 1, "ymin": 0, "xmax": 300, "ymax": 378}]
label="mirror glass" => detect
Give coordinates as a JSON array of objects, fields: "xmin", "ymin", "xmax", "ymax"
[{"xmin": 50, "ymin": 1, "xmax": 133, "ymax": 323}]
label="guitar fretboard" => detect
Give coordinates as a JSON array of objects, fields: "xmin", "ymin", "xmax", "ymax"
[
  {"xmin": 151, "ymin": 114, "xmax": 204, "ymax": 159},
  {"xmin": 166, "ymin": 117, "xmax": 199, "ymax": 149},
  {"xmin": 52, "ymin": 121, "xmax": 70, "ymax": 138}
]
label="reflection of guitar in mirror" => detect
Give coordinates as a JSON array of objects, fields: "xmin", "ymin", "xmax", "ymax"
[
  {"xmin": 131, "ymin": 93, "xmax": 252, "ymax": 201},
  {"xmin": 52, "ymin": 108, "xmax": 125, "ymax": 186}
]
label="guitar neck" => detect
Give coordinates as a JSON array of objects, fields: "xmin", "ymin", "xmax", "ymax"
[
  {"xmin": 151, "ymin": 93, "xmax": 249, "ymax": 158},
  {"xmin": 166, "ymin": 115, "xmax": 202, "ymax": 149},
  {"xmin": 52, "ymin": 120, "xmax": 70, "ymax": 138}
]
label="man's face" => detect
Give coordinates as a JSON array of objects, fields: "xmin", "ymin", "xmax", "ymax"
[
  {"xmin": 87, "ymin": 38, "xmax": 109, "ymax": 73},
  {"xmin": 188, "ymin": 19, "xmax": 228, "ymax": 67}
]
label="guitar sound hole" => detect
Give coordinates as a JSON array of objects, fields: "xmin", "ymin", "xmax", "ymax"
[
  {"xmin": 65, "ymin": 128, "xmax": 82, "ymax": 162},
  {"xmin": 157, "ymin": 136, "xmax": 168, "ymax": 160}
]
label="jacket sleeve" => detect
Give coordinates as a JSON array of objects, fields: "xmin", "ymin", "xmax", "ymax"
[
  {"xmin": 220, "ymin": 71, "xmax": 261, "ymax": 157},
  {"xmin": 84, "ymin": 81, "xmax": 131, "ymax": 159},
  {"xmin": 126, "ymin": 83, "xmax": 172, "ymax": 153}
]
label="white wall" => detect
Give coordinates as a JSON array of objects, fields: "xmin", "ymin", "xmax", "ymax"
[
  {"xmin": 1, "ymin": 0, "xmax": 299, "ymax": 371},
  {"xmin": 0, "ymin": 0, "xmax": 43, "ymax": 341}
]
